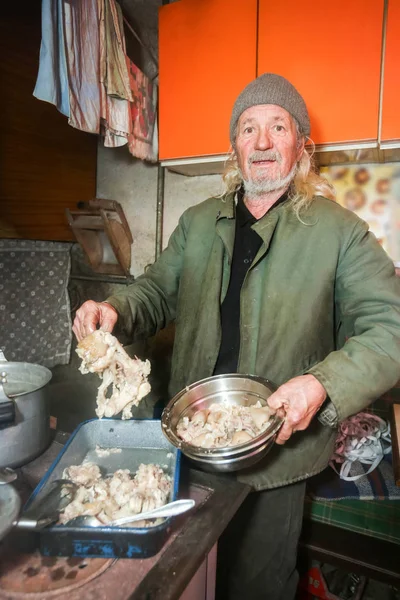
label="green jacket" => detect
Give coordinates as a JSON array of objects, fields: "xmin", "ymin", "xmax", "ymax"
[{"xmin": 107, "ymin": 194, "xmax": 400, "ymax": 490}]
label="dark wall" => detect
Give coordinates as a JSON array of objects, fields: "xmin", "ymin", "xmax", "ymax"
[{"xmin": 0, "ymin": 2, "xmax": 97, "ymax": 241}]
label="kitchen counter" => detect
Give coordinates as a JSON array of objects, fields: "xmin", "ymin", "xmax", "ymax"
[{"xmin": 0, "ymin": 432, "xmax": 250, "ymax": 600}]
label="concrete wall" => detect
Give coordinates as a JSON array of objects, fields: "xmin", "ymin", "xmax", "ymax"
[
  {"xmin": 96, "ymin": 0, "xmax": 223, "ymax": 277},
  {"xmin": 97, "ymin": 144, "xmax": 159, "ymax": 276},
  {"xmin": 162, "ymin": 171, "xmax": 222, "ymax": 249},
  {"xmin": 97, "ymin": 142, "xmax": 222, "ymax": 276}
]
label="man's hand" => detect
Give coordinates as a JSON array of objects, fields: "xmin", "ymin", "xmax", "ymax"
[
  {"xmin": 72, "ymin": 300, "xmax": 118, "ymax": 342},
  {"xmin": 267, "ymin": 374, "xmax": 327, "ymax": 445}
]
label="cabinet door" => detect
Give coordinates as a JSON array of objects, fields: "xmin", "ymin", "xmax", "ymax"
[
  {"xmin": 159, "ymin": 0, "xmax": 257, "ymax": 160},
  {"xmin": 258, "ymin": 0, "xmax": 384, "ymax": 146},
  {"xmin": 381, "ymin": 0, "xmax": 400, "ymax": 146}
]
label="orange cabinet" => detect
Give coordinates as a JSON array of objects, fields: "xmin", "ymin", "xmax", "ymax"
[
  {"xmin": 381, "ymin": 0, "xmax": 400, "ymax": 146},
  {"xmin": 158, "ymin": 0, "xmax": 257, "ymax": 160},
  {"xmin": 257, "ymin": 0, "xmax": 384, "ymax": 147}
]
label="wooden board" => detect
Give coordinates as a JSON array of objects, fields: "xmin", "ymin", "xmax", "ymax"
[{"xmin": 0, "ymin": 2, "xmax": 97, "ymax": 241}]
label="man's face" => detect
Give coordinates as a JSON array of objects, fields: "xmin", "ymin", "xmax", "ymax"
[{"xmin": 235, "ymin": 104, "xmax": 305, "ymax": 194}]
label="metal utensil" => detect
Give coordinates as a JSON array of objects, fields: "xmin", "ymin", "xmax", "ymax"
[
  {"xmin": 0, "ymin": 467, "xmax": 17, "ymax": 484},
  {"xmin": 162, "ymin": 373, "xmax": 284, "ymax": 472},
  {"xmin": 15, "ymin": 479, "xmax": 77, "ymax": 530},
  {"xmin": 66, "ymin": 498, "xmax": 195, "ymax": 528}
]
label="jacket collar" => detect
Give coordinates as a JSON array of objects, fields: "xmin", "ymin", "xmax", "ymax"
[
  {"xmin": 216, "ymin": 193, "xmax": 236, "ymax": 221},
  {"xmin": 216, "ymin": 190, "xmax": 291, "ymax": 224}
]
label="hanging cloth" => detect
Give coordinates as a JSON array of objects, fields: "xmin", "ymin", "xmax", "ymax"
[
  {"xmin": 33, "ymin": 0, "xmax": 70, "ymax": 117},
  {"xmin": 33, "ymin": 0, "xmax": 157, "ymax": 157},
  {"xmin": 63, "ymin": 0, "xmax": 102, "ymax": 134},
  {"xmin": 127, "ymin": 58, "xmax": 158, "ymax": 162},
  {"xmin": 104, "ymin": 0, "xmax": 133, "ymax": 101},
  {"xmin": 98, "ymin": 0, "xmax": 131, "ymax": 147}
]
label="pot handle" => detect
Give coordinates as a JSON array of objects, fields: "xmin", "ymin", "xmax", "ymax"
[
  {"xmin": 0, "ymin": 467, "xmax": 17, "ymax": 485},
  {"xmin": 0, "ymin": 372, "xmax": 16, "ymax": 425}
]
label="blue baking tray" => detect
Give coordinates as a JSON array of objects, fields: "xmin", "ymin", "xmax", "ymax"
[{"xmin": 23, "ymin": 418, "xmax": 181, "ymax": 558}]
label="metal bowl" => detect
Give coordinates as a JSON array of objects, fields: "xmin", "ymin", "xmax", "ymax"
[{"xmin": 161, "ymin": 374, "xmax": 284, "ymax": 472}]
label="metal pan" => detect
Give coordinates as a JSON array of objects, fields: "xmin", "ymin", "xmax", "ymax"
[{"xmin": 22, "ymin": 418, "xmax": 181, "ymax": 558}]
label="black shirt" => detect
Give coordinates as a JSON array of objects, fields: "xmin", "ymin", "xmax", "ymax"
[{"xmin": 213, "ymin": 190, "xmax": 288, "ymax": 375}]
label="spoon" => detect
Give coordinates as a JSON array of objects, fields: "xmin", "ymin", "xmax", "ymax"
[
  {"xmin": 0, "ymin": 467, "xmax": 17, "ymax": 485},
  {"xmin": 66, "ymin": 498, "xmax": 195, "ymax": 528}
]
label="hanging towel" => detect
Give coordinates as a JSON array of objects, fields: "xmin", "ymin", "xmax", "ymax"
[
  {"xmin": 63, "ymin": 0, "xmax": 102, "ymax": 134},
  {"xmin": 104, "ymin": 0, "xmax": 133, "ymax": 102},
  {"xmin": 33, "ymin": 0, "xmax": 70, "ymax": 117},
  {"xmin": 0, "ymin": 240, "xmax": 72, "ymax": 368},
  {"xmin": 34, "ymin": 0, "xmax": 102, "ymax": 134},
  {"xmin": 33, "ymin": 0, "xmax": 157, "ymax": 158},
  {"xmin": 127, "ymin": 58, "xmax": 158, "ymax": 162},
  {"xmin": 98, "ymin": 0, "xmax": 131, "ymax": 147}
]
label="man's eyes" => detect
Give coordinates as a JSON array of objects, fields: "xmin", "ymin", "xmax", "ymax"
[{"xmin": 241, "ymin": 123, "xmax": 286, "ymax": 135}]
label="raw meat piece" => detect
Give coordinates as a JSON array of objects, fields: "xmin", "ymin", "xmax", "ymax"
[
  {"xmin": 177, "ymin": 401, "xmax": 274, "ymax": 448},
  {"xmin": 76, "ymin": 330, "xmax": 151, "ymax": 419},
  {"xmin": 60, "ymin": 462, "xmax": 171, "ymax": 526}
]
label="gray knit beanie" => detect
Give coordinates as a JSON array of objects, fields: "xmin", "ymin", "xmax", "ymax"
[{"xmin": 229, "ymin": 73, "xmax": 310, "ymax": 147}]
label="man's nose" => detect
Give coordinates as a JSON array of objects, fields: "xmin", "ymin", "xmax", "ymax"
[{"xmin": 255, "ymin": 128, "xmax": 272, "ymax": 150}]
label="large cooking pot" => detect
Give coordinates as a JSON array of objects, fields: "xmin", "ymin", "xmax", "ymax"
[{"xmin": 0, "ymin": 353, "xmax": 52, "ymax": 468}]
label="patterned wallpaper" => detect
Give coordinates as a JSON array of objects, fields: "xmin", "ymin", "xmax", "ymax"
[
  {"xmin": 321, "ymin": 163, "xmax": 400, "ymax": 264},
  {"xmin": 0, "ymin": 240, "xmax": 72, "ymax": 367}
]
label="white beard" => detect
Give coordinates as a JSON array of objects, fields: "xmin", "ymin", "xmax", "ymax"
[{"xmin": 240, "ymin": 162, "xmax": 298, "ymax": 200}]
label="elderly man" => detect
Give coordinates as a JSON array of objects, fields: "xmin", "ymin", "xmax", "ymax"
[{"xmin": 73, "ymin": 74, "xmax": 400, "ymax": 599}]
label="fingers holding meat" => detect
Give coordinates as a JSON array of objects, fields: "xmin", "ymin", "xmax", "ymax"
[
  {"xmin": 267, "ymin": 374, "xmax": 327, "ymax": 445},
  {"xmin": 73, "ymin": 300, "xmax": 118, "ymax": 342}
]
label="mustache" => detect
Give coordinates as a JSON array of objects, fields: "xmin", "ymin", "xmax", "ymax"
[{"xmin": 248, "ymin": 150, "xmax": 282, "ymax": 165}]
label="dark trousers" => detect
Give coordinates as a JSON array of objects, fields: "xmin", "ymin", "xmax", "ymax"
[{"xmin": 216, "ymin": 480, "xmax": 306, "ymax": 600}]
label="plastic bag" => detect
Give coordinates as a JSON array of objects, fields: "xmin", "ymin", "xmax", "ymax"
[{"xmin": 330, "ymin": 412, "xmax": 391, "ymax": 481}]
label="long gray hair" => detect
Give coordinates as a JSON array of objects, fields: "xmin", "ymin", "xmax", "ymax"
[{"xmin": 222, "ymin": 124, "xmax": 335, "ymax": 220}]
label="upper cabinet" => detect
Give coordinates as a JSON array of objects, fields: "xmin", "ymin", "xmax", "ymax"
[
  {"xmin": 159, "ymin": 0, "xmax": 399, "ymax": 170},
  {"xmin": 158, "ymin": 0, "xmax": 257, "ymax": 160},
  {"xmin": 257, "ymin": 0, "xmax": 384, "ymax": 147},
  {"xmin": 381, "ymin": 0, "xmax": 400, "ymax": 147}
]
